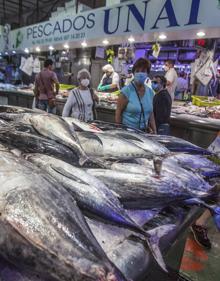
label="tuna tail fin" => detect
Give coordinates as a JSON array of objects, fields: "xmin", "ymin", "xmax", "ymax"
[
  {"xmin": 145, "ymin": 224, "xmax": 176, "ymax": 273},
  {"xmin": 184, "ymin": 198, "xmax": 220, "ymax": 231}
]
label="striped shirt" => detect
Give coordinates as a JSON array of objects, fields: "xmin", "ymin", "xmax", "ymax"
[{"xmin": 62, "ymin": 88, "xmax": 94, "ymax": 122}]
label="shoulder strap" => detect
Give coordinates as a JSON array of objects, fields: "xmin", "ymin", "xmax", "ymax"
[
  {"xmin": 89, "ymin": 87, "xmax": 97, "ymax": 120},
  {"xmin": 131, "ymin": 82, "xmax": 146, "ymax": 130}
]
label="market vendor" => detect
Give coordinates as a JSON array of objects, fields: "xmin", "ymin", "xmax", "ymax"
[
  {"xmin": 62, "ymin": 69, "xmax": 98, "ymax": 122},
  {"xmin": 116, "ymin": 58, "xmax": 157, "ymax": 133},
  {"xmin": 98, "ymin": 64, "xmax": 120, "ymax": 93}
]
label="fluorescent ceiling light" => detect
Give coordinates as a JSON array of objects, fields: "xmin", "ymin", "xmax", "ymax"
[
  {"xmin": 81, "ymin": 41, "xmax": 87, "ymax": 47},
  {"xmin": 128, "ymin": 36, "xmax": 135, "ymax": 43},
  {"xmin": 103, "ymin": 39, "xmax": 109, "ymax": 45},
  {"xmin": 49, "ymin": 46, "xmax": 54, "ymax": 51},
  {"xmin": 197, "ymin": 31, "xmax": 206, "ymax": 38},
  {"xmin": 36, "ymin": 47, "xmax": 41, "ymax": 52},
  {"xmin": 159, "ymin": 34, "xmax": 167, "ymax": 40},
  {"xmin": 12, "ymin": 51, "xmax": 16, "ymax": 54},
  {"xmin": 24, "ymin": 48, "xmax": 29, "ymax": 54},
  {"xmin": 64, "ymin": 44, "xmax": 69, "ymax": 49}
]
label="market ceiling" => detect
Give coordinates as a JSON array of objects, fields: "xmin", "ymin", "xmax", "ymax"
[{"xmin": 0, "ymin": 0, "xmax": 106, "ymax": 28}]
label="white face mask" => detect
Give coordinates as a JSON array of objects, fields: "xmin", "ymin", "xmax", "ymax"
[
  {"xmin": 81, "ymin": 78, "xmax": 90, "ymax": 87},
  {"xmin": 164, "ymin": 66, "xmax": 169, "ymax": 72}
]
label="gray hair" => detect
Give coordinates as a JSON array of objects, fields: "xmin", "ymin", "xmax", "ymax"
[
  {"xmin": 77, "ymin": 68, "xmax": 91, "ymax": 80},
  {"xmin": 102, "ymin": 64, "xmax": 114, "ymax": 73}
]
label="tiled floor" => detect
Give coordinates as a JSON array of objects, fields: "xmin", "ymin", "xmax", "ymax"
[{"xmin": 180, "ymin": 221, "xmax": 220, "ymax": 281}]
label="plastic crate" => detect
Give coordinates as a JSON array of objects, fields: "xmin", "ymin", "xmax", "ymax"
[{"xmin": 192, "ymin": 95, "xmax": 220, "ymax": 107}]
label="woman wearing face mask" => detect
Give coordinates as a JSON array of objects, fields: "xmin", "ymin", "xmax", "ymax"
[
  {"xmin": 115, "ymin": 58, "xmax": 157, "ymax": 133},
  {"xmin": 62, "ymin": 69, "xmax": 98, "ymax": 121},
  {"xmin": 152, "ymin": 75, "xmax": 172, "ymax": 135}
]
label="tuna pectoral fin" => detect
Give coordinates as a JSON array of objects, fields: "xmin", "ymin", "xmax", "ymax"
[
  {"xmin": 184, "ymin": 198, "xmax": 220, "ymax": 231},
  {"xmin": 146, "ymin": 224, "xmax": 176, "ymax": 273},
  {"xmin": 79, "ymin": 155, "xmax": 90, "ymax": 166},
  {"xmin": 51, "ymin": 164, "xmax": 87, "ymax": 185}
]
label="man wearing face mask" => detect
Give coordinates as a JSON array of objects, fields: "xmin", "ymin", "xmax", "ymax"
[
  {"xmin": 98, "ymin": 64, "xmax": 120, "ymax": 93},
  {"xmin": 62, "ymin": 69, "xmax": 98, "ymax": 122},
  {"xmin": 152, "ymin": 76, "xmax": 172, "ymax": 135},
  {"xmin": 164, "ymin": 60, "xmax": 178, "ymax": 102},
  {"xmin": 116, "ymin": 58, "xmax": 157, "ymax": 133}
]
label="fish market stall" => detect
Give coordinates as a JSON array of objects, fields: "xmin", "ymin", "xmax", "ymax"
[{"xmin": 0, "ymin": 106, "xmax": 219, "ymax": 281}]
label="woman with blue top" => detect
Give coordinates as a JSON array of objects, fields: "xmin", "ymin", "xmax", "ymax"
[{"xmin": 115, "ymin": 58, "xmax": 157, "ymax": 133}]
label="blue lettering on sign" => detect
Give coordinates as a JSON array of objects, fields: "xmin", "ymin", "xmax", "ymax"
[
  {"xmin": 185, "ymin": 0, "xmax": 201, "ymax": 25},
  {"xmin": 27, "ymin": 27, "xmax": 33, "ymax": 39},
  {"xmin": 104, "ymin": 6, "xmax": 122, "ymax": 35},
  {"xmin": 53, "ymin": 21, "xmax": 62, "ymax": 34},
  {"xmin": 63, "ymin": 19, "xmax": 72, "ymax": 33},
  {"xmin": 86, "ymin": 13, "xmax": 95, "ymax": 29},
  {"xmin": 44, "ymin": 23, "xmax": 52, "ymax": 36},
  {"xmin": 38, "ymin": 25, "xmax": 43, "ymax": 37},
  {"xmin": 73, "ymin": 16, "xmax": 86, "ymax": 31},
  {"xmin": 33, "ymin": 26, "xmax": 38, "ymax": 38},
  {"xmin": 151, "ymin": 0, "xmax": 180, "ymax": 29},
  {"xmin": 125, "ymin": 0, "xmax": 150, "ymax": 32}
]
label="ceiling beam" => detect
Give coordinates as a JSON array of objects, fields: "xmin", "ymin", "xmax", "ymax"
[{"xmin": 78, "ymin": 0, "xmax": 106, "ymax": 8}]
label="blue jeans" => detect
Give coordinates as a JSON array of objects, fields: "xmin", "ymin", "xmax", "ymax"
[
  {"xmin": 37, "ymin": 100, "xmax": 56, "ymax": 114},
  {"xmin": 158, "ymin": 124, "xmax": 170, "ymax": 135}
]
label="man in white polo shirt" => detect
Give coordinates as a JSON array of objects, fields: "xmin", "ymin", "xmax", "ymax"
[{"xmin": 164, "ymin": 60, "xmax": 178, "ymax": 102}]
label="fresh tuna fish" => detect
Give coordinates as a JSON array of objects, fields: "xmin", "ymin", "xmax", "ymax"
[
  {"xmin": 0, "ymin": 105, "xmax": 38, "ymax": 114},
  {"xmin": 164, "ymin": 153, "xmax": 220, "ymax": 178},
  {"xmin": 0, "ymin": 112, "xmax": 89, "ymax": 165},
  {"xmin": 86, "ymin": 169, "xmax": 204, "ymax": 207},
  {"xmin": 26, "ymin": 154, "xmax": 145, "ymax": 229},
  {"xmin": 145, "ymin": 135, "xmax": 210, "ymax": 155},
  {"xmin": 26, "ymin": 153, "xmax": 171, "ymax": 273},
  {"xmin": 134, "ymin": 158, "xmax": 212, "ymax": 193},
  {"xmin": 0, "ymin": 128, "xmax": 79, "ymax": 165},
  {"xmin": 76, "ymin": 131, "xmax": 152, "ymax": 159},
  {"xmin": 29, "ymin": 114, "xmax": 89, "ymax": 163},
  {"xmin": 106, "ymin": 130, "xmax": 170, "ymax": 156},
  {"xmin": 63, "ymin": 117, "xmax": 103, "ymax": 133},
  {"xmin": 86, "ymin": 169, "xmax": 220, "ymax": 230},
  {"xmin": 0, "ymin": 150, "xmax": 127, "ymax": 281}
]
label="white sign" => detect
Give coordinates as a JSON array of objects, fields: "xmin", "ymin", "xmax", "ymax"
[{"xmin": 6, "ymin": 0, "xmax": 220, "ymax": 50}]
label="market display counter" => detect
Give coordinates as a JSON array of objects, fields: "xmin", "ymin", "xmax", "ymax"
[
  {"xmin": 1, "ymin": 89, "xmax": 220, "ymax": 148},
  {"xmin": 0, "ymin": 206, "xmax": 202, "ymax": 281},
  {"xmin": 170, "ymin": 113, "xmax": 220, "ymax": 148},
  {"xmin": 0, "ymin": 89, "xmax": 34, "ymax": 109}
]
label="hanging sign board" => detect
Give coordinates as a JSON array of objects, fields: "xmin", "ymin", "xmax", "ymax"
[{"xmin": 9, "ymin": 0, "xmax": 220, "ymax": 50}]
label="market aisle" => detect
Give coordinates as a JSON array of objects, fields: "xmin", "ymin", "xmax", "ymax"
[{"xmin": 180, "ymin": 221, "xmax": 220, "ymax": 281}]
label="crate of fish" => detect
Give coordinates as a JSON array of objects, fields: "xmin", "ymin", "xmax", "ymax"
[{"xmin": 192, "ymin": 96, "xmax": 220, "ymax": 107}]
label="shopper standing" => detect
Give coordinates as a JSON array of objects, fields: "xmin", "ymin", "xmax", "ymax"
[
  {"xmin": 98, "ymin": 64, "xmax": 120, "ymax": 93},
  {"xmin": 116, "ymin": 58, "xmax": 157, "ymax": 133},
  {"xmin": 175, "ymin": 71, "xmax": 188, "ymax": 100},
  {"xmin": 152, "ymin": 76, "xmax": 172, "ymax": 135},
  {"xmin": 62, "ymin": 69, "xmax": 98, "ymax": 122},
  {"xmin": 164, "ymin": 60, "xmax": 178, "ymax": 102},
  {"xmin": 34, "ymin": 59, "xmax": 60, "ymax": 113}
]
